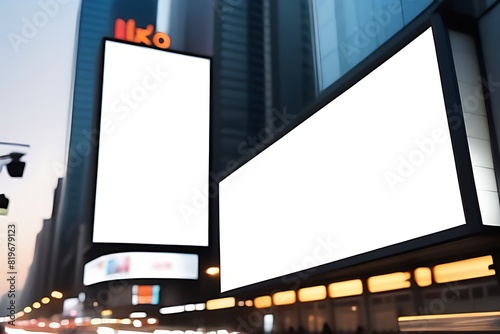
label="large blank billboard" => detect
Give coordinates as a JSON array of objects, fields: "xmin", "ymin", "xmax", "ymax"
[
  {"xmin": 219, "ymin": 28, "xmax": 467, "ymax": 292},
  {"xmin": 93, "ymin": 40, "xmax": 210, "ymax": 246}
]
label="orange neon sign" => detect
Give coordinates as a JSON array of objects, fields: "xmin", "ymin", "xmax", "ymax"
[{"xmin": 114, "ymin": 18, "xmax": 171, "ymax": 49}]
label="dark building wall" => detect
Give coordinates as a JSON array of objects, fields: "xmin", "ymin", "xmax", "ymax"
[
  {"xmin": 214, "ymin": 0, "xmax": 316, "ymax": 172},
  {"xmin": 274, "ymin": 0, "xmax": 316, "ymax": 117},
  {"xmin": 19, "ymin": 221, "xmax": 50, "ymax": 307},
  {"xmin": 168, "ymin": 0, "xmax": 214, "ymax": 56},
  {"xmin": 214, "ymin": 0, "xmax": 253, "ymax": 172},
  {"xmin": 478, "ymin": 1, "xmax": 500, "ymax": 193},
  {"xmin": 52, "ymin": 0, "xmax": 158, "ymax": 293},
  {"xmin": 19, "ymin": 178, "xmax": 62, "ymax": 312}
]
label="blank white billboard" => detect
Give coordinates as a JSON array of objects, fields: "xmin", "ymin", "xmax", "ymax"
[
  {"xmin": 219, "ymin": 28, "xmax": 467, "ymax": 292},
  {"xmin": 93, "ymin": 40, "xmax": 210, "ymax": 246}
]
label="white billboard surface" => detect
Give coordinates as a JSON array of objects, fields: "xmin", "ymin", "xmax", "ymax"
[
  {"xmin": 219, "ymin": 28, "xmax": 467, "ymax": 292},
  {"xmin": 93, "ymin": 40, "xmax": 210, "ymax": 246}
]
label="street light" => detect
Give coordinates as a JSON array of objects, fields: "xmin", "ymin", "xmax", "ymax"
[
  {"xmin": 0, "ymin": 153, "xmax": 26, "ymax": 177},
  {"xmin": 0, "ymin": 142, "xmax": 29, "ymax": 178}
]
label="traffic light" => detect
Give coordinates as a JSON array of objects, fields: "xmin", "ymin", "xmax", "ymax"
[
  {"xmin": 0, "ymin": 194, "xmax": 9, "ymax": 216},
  {"xmin": 0, "ymin": 143, "xmax": 29, "ymax": 217}
]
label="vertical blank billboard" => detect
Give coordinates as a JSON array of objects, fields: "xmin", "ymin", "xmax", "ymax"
[
  {"xmin": 219, "ymin": 28, "xmax": 467, "ymax": 292},
  {"xmin": 93, "ymin": 40, "xmax": 210, "ymax": 246}
]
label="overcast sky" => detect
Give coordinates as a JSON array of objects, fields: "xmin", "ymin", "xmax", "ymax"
[{"xmin": 0, "ymin": 0, "xmax": 81, "ymax": 299}]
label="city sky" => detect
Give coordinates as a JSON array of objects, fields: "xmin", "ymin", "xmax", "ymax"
[{"xmin": 0, "ymin": 0, "xmax": 81, "ymax": 298}]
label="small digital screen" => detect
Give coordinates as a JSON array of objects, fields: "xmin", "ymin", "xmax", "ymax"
[
  {"xmin": 132, "ymin": 285, "xmax": 160, "ymax": 305},
  {"xmin": 83, "ymin": 252, "xmax": 198, "ymax": 286}
]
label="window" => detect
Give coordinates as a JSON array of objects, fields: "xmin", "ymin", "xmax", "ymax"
[{"xmin": 311, "ymin": 0, "xmax": 434, "ymax": 90}]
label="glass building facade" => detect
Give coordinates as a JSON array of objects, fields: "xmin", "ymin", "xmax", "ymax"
[
  {"xmin": 216, "ymin": 0, "xmax": 434, "ymax": 170},
  {"xmin": 312, "ymin": 0, "xmax": 433, "ymax": 90}
]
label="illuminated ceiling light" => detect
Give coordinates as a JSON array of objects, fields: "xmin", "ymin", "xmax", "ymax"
[
  {"xmin": 101, "ymin": 318, "xmax": 111, "ymax": 324},
  {"xmin": 399, "ymin": 311, "xmax": 500, "ymax": 322},
  {"xmin": 38, "ymin": 322, "xmax": 46, "ymax": 327},
  {"xmin": 120, "ymin": 319, "xmax": 132, "ymax": 325},
  {"xmin": 51, "ymin": 291, "xmax": 63, "ymax": 299},
  {"xmin": 61, "ymin": 319, "xmax": 70, "ymax": 326},
  {"xmin": 23, "ymin": 307, "xmax": 32, "ymax": 313},
  {"xmin": 129, "ymin": 312, "xmax": 146, "ymax": 319},
  {"xmin": 15, "ymin": 311, "xmax": 24, "ymax": 318},
  {"xmin": 237, "ymin": 301, "xmax": 245, "ymax": 307},
  {"xmin": 433, "ymin": 255, "xmax": 495, "ymax": 283},
  {"xmin": 206, "ymin": 267, "xmax": 220, "ymax": 276},
  {"xmin": 272, "ymin": 290, "xmax": 296, "ymax": 306},
  {"xmin": 254, "ymin": 296, "xmax": 272, "ymax": 309},
  {"xmin": 110, "ymin": 319, "xmax": 119, "ymax": 324},
  {"xmin": 398, "ymin": 311, "xmax": 500, "ymax": 331},
  {"xmin": 368, "ymin": 272, "xmax": 411, "ymax": 293},
  {"xmin": 41, "ymin": 297, "xmax": 50, "ymax": 304},
  {"xmin": 414, "ymin": 267, "xmax": 432, "ymax": 287},
  {"xmin": 147, "ymin": 318, "xmax": 157, "ymax": 325},
  {"xmin": 298, "ymin": 286, "xmax": 327, "ymax": 302},
  {"xmin": 97, "ymin": 327, "xmax": 115, "ymax": 334},
  {"xmin": 49, "ymin": 322, "xmax": 61, "ymax": 329},
  {"xmin": 93, "ymin": 302, "xmax": 99, "ymax": 307},
  {"xmin": 78, "ymin": 292, "xmax": 86, "ymax": 303},
  {"xmin": 133, "ymin": 319, "xmax": 142, "ymax": 328},
  {"xmin": 32, "ymin": 302, "xmax": 41, "ymax": 309},
  {"xmin": 206, "ymin": 297, "xmax": 235, "ymax": 310},
  {"xmin": 185, "ymin": 304, "xmax": 196, "ymax": 312},
  {"xmin": 159, "ymin": 305, "xmax": 185, "ymax": 315},
  {"xmin": 328, "ymin": 279, "xmax": 363, "ymax": 298},
  {"xmin": 154, "ymin": 330, "xmax": 172, "ymax": 334},
  {"xmin": 101, "ymin": 309, "xmax": 113, "ymax": 317},
  {"xmin": 217, "ymin": 330, "xmax": 229, "ymax": 334},
  {"xmin": 81, "ymin": 318, "xmax": 94, "ymax": 327},
  {"xmin": 91, "ymin": 318, "xmax": 102, "ymax": 325},
  {"xmin": 351, "ymin": 306, "xmax": 357, "ymax": 311},
  {"xmin": 195, "ymin": 303, "xmax": 206, "ymax": 311},
  {"xmin": 244, "ymin": 300, "xmax": 253, "ymax": 307}
]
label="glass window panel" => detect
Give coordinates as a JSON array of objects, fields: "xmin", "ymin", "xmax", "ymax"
[{"xmin": 312, "ymin": 0, "xmax": 434, "ymax": 90}]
